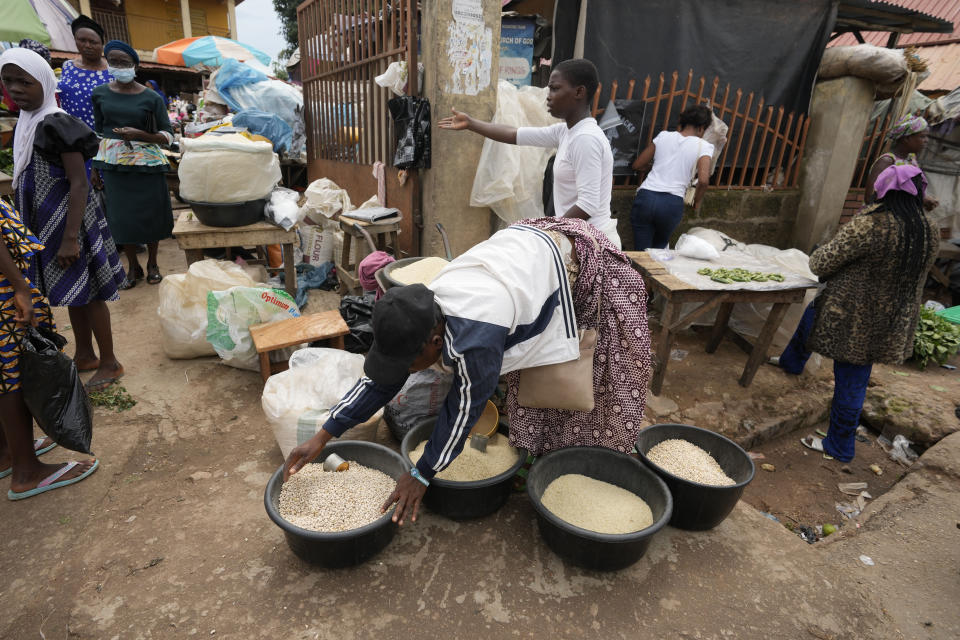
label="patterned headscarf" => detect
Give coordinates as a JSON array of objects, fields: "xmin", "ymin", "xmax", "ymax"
[
  {"xmin": 887, "ymin": 114, "xmax": 928, "ymax": 141},
  {"xmin": 0, "ymin": 48, "xmax": 63, "ymax": 183},
  {"xmin": 17, "ymin": 39, "xmax": 51, "ymax": 64},
  {"xmin": 874, "ymin": 163, "xmax": 927, "ymax": 200}
]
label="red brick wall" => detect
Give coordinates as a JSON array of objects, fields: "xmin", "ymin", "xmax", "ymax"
[{"xmin": 839, "ymin": 189, "xmax": 865, "ymax": 226}]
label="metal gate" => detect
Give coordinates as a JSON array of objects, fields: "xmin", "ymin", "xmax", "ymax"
[{"xmin": 297, "ymin": 0, "xmax": 419, "ymax": 256}]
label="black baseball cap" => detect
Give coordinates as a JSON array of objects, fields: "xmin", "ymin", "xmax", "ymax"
[{"xmin": 364, "ymin": 284, "xmax": 439, "ymax": 386}]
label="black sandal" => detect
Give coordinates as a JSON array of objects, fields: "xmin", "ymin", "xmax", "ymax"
[
  {"xmin": 119, "ymin": 275, "xmax": 136, "ymax": 290},
  {"xmin": 146, "ymin": 265, "xmax": 162, "ymax": 285}
]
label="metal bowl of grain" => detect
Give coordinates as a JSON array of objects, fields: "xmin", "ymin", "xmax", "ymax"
[
  {"xmin": 264, "ymin": 441, "xmax": 410, "ymax": 567},
  {"xmin": 526, "ymin": 446, "xmax": 673, "ymax": 572},
  {"xmin": 400, "ymin": 418, "xmax": 526, "ymax": 520},
  {"xmin": 635, "ymin": 423, "xmax": 755, "ymax": 531},
  {"xmin": 381, "ymin": 256, "xmax": 450, "ymax": 290}
]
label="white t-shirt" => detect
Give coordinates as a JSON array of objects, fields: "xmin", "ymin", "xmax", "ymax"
[
  {"xmin": 516, "ymin": 118, "xmax": 621, "ymax": 248},
  {"xmin": 639, "ymin": 130, "xmax": 715, "ymax": 198}
]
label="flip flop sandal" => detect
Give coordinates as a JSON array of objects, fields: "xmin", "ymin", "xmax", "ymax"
[
  {"xmin": 119, "ymin": 276, "xmax": 136, "ymax": 290},
  {"xmin": 800, "ymin": 435, "xmax": 834, "ymax": 460},
  {"xmin": 0, "ymin": 438, "xmax": 57, "ymax": 478},
  {"xmin": 146, "ymin": 266, "xmax": 162, "ymax": 285},
  {"xmin": 8, "ymin": 459, "xmax": 99, "ymax": 501},
  {"xmin": 84, "ymin": 371, "xmax": 124, "ymax": 393}
]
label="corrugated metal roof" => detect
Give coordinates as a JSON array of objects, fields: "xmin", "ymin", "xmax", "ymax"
[
  {"xmin": 833, "ymin": 0, "xmax": 960, "ymax": 46},
  {"xmin": 916, "ymin": 42, "xmax": 960, "ymax": 91}
]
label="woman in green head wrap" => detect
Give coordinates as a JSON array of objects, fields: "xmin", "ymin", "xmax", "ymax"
[{"xmin": 864, "ymin": 114, "xmax": 938, "ymax": 211}]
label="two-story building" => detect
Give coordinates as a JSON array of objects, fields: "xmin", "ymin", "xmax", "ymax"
[{"xmin": 68, "ymin": 0, "xmax": 242, "ymax": 62}]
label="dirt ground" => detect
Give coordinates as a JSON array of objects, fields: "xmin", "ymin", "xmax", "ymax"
[
  {"xmin": 2, "ymin": 233, "xmax": 959, "ymax": 639},
  {"xmin": 741, "ymin": 425, "xmax": 903, "ymax": 530}
]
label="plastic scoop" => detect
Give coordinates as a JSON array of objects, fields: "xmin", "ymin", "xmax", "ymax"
[{"xmin": 468, "ymin": 401, "xmax": 499, "ymax": 452}]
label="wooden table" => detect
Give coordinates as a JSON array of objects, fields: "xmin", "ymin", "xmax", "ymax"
[
  {"xmin": 172, "ymin": 216, "xmax": 298, "ymax": 298},
  {"xmin": 626, "ymin": 251, "xmax": 816, "ymax": 395}
]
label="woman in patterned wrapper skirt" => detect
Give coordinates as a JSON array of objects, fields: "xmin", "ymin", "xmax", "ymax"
[{"xmin": 2, "ymin": 48, "xmax": 126, "ymax": 393}]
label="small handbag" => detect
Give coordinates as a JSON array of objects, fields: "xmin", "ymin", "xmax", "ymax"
[
  {"xmin": 518, "ymin": 328, "xmax": 597, "ymax": 411},
  {"xmin": 683, "ymin": 138, "xmax": 704, "ymax": 207}
]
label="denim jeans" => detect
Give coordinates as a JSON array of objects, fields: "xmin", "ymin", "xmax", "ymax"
[
  {"xmin": 629, "ymin": 188, "xmax": 685, "ymax": 250},
  {"xmin": 779, "ymin": 302, "xmax": 872, "ymax": 462}
]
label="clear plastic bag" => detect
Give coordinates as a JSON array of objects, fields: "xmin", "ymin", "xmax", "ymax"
[
  {"xmin": 157, "ymin": 260, "xmax": 264, "ymax": 359},
  {"xmin": 470, "ymin": 81, "xmax": 561, "ymax": 224},
  {"xmin": 265, "ymin": 187, "xmax": 306, "ymax": 231},
  {"xmin": 261, "ymin": 348, "xmax": 382, "ymax": 458}
]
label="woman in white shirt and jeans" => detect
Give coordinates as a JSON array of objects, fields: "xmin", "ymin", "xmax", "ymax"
[
  {"xmin": 630, "ymin": 105, "xmax": 714, "ymax": 250},
  {"xmin": 438, "ymin": 59, "xmax": 621, "ymax": 249}
]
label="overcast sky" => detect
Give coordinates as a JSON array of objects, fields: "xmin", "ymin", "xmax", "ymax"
[{"xmin": 235, "ymin": 0, "xmax": 287, "ymax": 63}]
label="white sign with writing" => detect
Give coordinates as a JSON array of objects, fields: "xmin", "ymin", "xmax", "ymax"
[{"xmin": 452, "ymin": 0, "xmax": 483, "ymax": 25}]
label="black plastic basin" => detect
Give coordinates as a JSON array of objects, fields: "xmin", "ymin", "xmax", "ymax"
[
  {"xmin": 400, "ymin": 419, "xmax": 527, "ymax": 520},
  {"xmin": 186, "ymin": 198, "xmax": 266, "ymax": 227},
  {"xmin": 264, "ymin": 441, "xmax": 410, "ymax": 567},
  {"xmin": 636, "ymin": 423, "xmax": 755, "ymax": 531},
  {"xmin": 526, "ymin": 446, "xmax": 673, "ymax": 572}
]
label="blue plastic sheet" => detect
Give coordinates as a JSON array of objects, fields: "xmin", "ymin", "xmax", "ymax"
[
  {"xmin": 214, "ymin": 59, "xmax": 268, "ymax": 112},
  {"xmin": 233, "ymin": 109, "xmax": 293, "ymax": 152},
  {"xmin": 278, "ymin": 261, "xmax": 338, "ymax": 309}
]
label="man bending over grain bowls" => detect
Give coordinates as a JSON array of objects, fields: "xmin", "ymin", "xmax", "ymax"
[{"xmin": 283, "ymin": 218, "xmax": 651, "ymax": 524}]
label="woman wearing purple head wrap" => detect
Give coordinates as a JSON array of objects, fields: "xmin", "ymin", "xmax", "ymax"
[
  {"xmin": 772, "ymin": 164, "xmax": 938, "ymax": 463},
  {"xmin": 864, "ymin": 113, "xmax": 939, "ymax": 211}
]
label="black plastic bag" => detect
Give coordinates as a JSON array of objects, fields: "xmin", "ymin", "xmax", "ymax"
[
  {"xmin": 388, "ymin": 96, "xmax": 431, "ymax": 169},
  {"xmin": 338, "ymin": 293, "xmax": 376, "ymax": 353},
  {"xmin": 19, "ymin": 327, "xmax": 93, "ymax": 454},
  {"xmin": 599, "ymin": 99, "xmax": 648, "ymax": 176}
]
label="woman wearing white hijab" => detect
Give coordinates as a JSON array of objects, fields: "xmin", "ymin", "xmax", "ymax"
[{"xmin": 0, "ymin": 47, "xmax": 126, "ymax": 393}]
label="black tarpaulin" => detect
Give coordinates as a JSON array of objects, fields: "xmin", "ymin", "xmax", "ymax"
[{"xmin": 553, "ymin": 0, "xmax": 838, "ymax": 116}]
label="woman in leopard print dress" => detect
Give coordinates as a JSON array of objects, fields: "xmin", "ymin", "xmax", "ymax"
[{"xmin": 774, "ymin": 164, "xmax": 938, "ymax": 462}]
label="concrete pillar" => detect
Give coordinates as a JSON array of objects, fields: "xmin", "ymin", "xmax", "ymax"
[
  {"xmin": 180, "ymin": 0, "xmax": 193, "ymax": 39},
  {"xmin": 420, "ymin": 0, "xmax": 500, "ymax": 257},
  {"xmin": 791, "ymin": 76, "xmax": 876, "ymax": 253},
  {"xmin": 227, "ymin": 0, "xmax": 237, "ymax": 40},
  {"xmin": 79, "ymin": 0, "xmax": 92, "ymax": 17}
]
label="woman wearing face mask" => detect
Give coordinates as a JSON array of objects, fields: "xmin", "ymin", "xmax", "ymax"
[
  {"xmin": 91, "ymin": 41, "xmax": 174, "ymax": 288},
  {"xmin": 58, "ymin": 15, "xmax": 111, "ymax": 130}
]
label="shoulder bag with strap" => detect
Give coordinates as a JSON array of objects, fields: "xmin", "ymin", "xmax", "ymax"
[
  {"xmin": 683, "ymin": 137, "xmax": 703, "ymax": 207},
  {"xmin": 517, "ymin": 233, "xmax": 600, "ymax": 412}
]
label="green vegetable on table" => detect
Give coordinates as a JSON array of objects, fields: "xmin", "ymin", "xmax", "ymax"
[
  {"xmin": 697, "ymin": 267, "xmax": 785, "ymax": 284},
  {"xmin": 912, "ymin": 307, "xmax": 960, "ymax": 369}
]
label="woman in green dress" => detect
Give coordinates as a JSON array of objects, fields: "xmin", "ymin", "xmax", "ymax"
[{"xmin": 91, "ymin": 40, "xmax": 173, "ymax": 288}]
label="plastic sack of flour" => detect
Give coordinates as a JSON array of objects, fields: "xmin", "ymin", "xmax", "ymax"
[
  {"xmin": 675, "ymin": 234, "xmax": 720, "ymax": 260},
  {"xmin": 261, "ymin": 348, "xmax": 382, "ymax": 458},
  {"xmin": 206, "ymin": 286, "xmax": 301, "ymax": 371}
]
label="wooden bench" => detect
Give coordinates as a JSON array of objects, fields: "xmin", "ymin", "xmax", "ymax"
[{"xmin": 249, "ymin": 310, "xmax": 351, "ymax": 381}]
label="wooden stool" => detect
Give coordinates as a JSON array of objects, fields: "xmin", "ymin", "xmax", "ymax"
[
  {"xmin": 249, "ymin": 310, "xmax": 350, "ymax": 381},
  {"xmin": 336, "ymin": 214, "xmax": 401, "ymax": 293}
]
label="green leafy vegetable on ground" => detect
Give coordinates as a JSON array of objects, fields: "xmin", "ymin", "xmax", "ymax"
[
  {"xmin": 913, "ymin": 307, "xmax": 960, "ymax": 369},
  {"xmin": 88, "ymin": 384, "xmax": 137, "ymax": 412}
]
